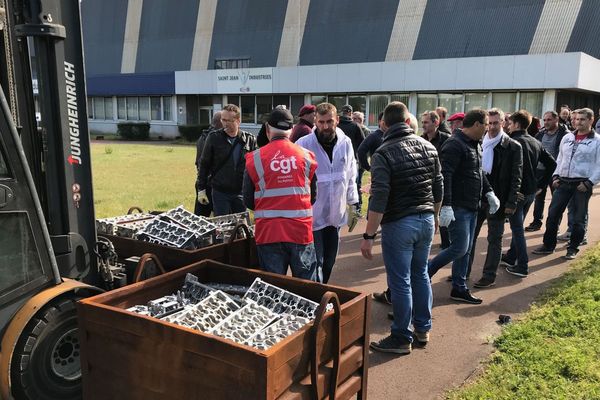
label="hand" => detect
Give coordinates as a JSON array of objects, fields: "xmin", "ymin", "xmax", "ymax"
[
  {"xmin": 361, "ymin": 239, "xmax": 374, "ymax": 260},
  {"xmin": 439, "ymin": 206, "xmax": 455, "ymax": 227},
  {"xmin": 516, "ymin": 192, "xmax": 525, "ymax": 202},
  {"xmin": 577, "ymin": 182, "xmax": 588, "ymax": 192},
  {"xmin": 197, "ymin": 190, "xmax": 210, "ymax": 205},
  {"xmin": 486, "ymin": 192, "xmax": 501, "ymax": 214},
  {"xmin": 505, "ymin": 207, "xmax": 515, "ymax": 216},
  {"xmin": 347, "ymin": 205, "xmax": 359, "ymax": 232},
  {"xmin": 552, "ymin": 180, "xmax": 560, "ymax": 189}
]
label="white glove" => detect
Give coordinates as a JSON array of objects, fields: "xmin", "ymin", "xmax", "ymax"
[
  {"xmin": 347, "ymin": 205, "xmax": 359, "ymax": 232},
  {"xmin": 486, "ymin": 191, "xmax": 500, "ymax": 215},
  {"xmin": 439, "ymin": 206, "xmax": 455, "ymax": 227},
  {"xmin": 197, "ymin": 190, "xmax": 210, "ymax": 205}
]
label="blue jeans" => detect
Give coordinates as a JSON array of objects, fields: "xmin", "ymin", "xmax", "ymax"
[
  {"xmin": 543, "ymin": 181, "xmax": 592, "ymax": 251},
  {"xmin": 211, "ymin": 188, "xmax": 245, "ymax": 216},
  {"xmin": 382, "ymin": 213, "xmax": 434, "ymax": 343},
  {"xmin": 257, "ymin": 242, "xmax": 317, "ymax": 281},
  {"xmin": 313, "ymin": 226, "xmax": 340, "ymax": 283},
  {"xmin": 505, "ymin": 193, "xmax": 535, "ymax": 270},
  {"xmin": 428, "ymin": 207, "xmax": 477, "ymax": 291}
]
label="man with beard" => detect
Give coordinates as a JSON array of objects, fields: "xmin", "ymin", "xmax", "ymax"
[{"xmin": 296, "ymin": 103, "xmax": 359, "ymax": 283}]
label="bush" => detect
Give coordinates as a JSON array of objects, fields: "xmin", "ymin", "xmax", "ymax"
[
  {"xmin": 178, "ymin": 124, "xmax": 208, "ymax": 142},
  {"xmin": 117, "ymin": 122, "xmax": 150, "ymax": 141}
]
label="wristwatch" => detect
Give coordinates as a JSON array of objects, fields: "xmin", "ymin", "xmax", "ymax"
[{"xmin": 363, "ymin": 232, "xmax": 377, "ymax": 240}]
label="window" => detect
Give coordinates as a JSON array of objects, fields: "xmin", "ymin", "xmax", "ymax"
[
  {"xmin": 417, "ymin": 94, "xmax": 437, "ymax": 116},
  {"xmin": 464, "ymin": 93, "xmax": 489, "ymax": 111},
  {"xmin": 273, "ymin": 95, "xmax": 289, "ymax": 109},
  {"xmin": 256, "ymin": 95, "xmax": 273, "ymax": 124},
  {"xmin": 104, "ymin": 97, "xmax": 114, "ymax": 120},
  {"xmin": 139, "ymin": 97, "xmax": 150, "ymax": 121},
  {"xmin": 368, "ymin": 94, "xmax": 389, "ymax": 125},
  {"xmin": 0, "ymin": 213, "xmax": 44, "ymax": 297},
  {"xmin": 519, "ymin": 92, "xmax": 543, "ymax": 118},
  {"xmin": 162, "ymin": 96, "xmax": 172, "ymax": 121},
  {"xmin": 348, "ymin": 95, "xmax": 366, "ymax": 114},
  {"xmin": 87, "ymin": 97, "xmax": 93, "ymax": 119},
  {"xmin": 390, "ymin": 93, "xmax": 409, "ymax": 106},
  {"xmin": 241, "ymin": 95, "xmax": 255, "ymax": 123},
  {"xmin": 492, "ymin": 92, "xmax": 517, "ymax": 114},
  {"xmin": 227, "ymin": 95, "xmax": 240, "ymax": 107},
  {"xmin": 328, "ymin": 95, "xmax": 346, "ymax": 113},
  {"xmin": 438, "ymin": 93, "xmax": 463, "ymax": 115},
  {"xmin": 291, "ymin": 95, "xmax": 304, "ymax": 117},
  {"xmin": 117, "ymin": 97, "xmax": 126, "ymax": 119},
  {"xmin": 215, "ymin": 58, "xmax": 250, "ymax": 70},
  {"xmin": 126, "ymin": 97, "xmax": 138, "ymax": 120},
  {"xmin": 93, "ymin": 97, "xmax": 105, "ymax": 120},
  {"xmin": 311, "ymin": 94, "xmax": 327, "ymax": 106},
  {"xmin": 151, "ymin": 97, "xmax": 161, "ymax": 120}
]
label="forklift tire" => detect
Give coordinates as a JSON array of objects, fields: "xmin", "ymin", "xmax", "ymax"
[{"xmin": 10, "ymin": 297, "xmax": 83, "ymax": 400}]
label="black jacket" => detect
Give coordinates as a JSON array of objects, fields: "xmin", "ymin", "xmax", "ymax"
[
  {"xmin": 197, "ymin": 129, "xmax": 257, "ymax": 194},
  {"xmin": 357, "ymin": 128, "xmax": 384, "ymax": 171},
  {"xmin": 195, "ymin": 126, "xmax": 217, "ymax": 170},
  {"xmin": 485, "ymin": 135, "xmax": 523, "ymax": 218},
  {"xmin": 510, "ymin": 130, "xmax": 556, "ymax": 195},
  {"xmin": 440, "ymin": 130, "xmax": 492, "ymax": 211},
  {"xmin": 535, "ymin": 124, "xmax": 569, "ymax": 160},
  {"xmin": 439, "ymin": 120, "xmax": 452, "ymax": 135},
  {"xmin": 338, "ymin": 115, "xmax": 365, "ymax": 154},
  {"xmin": 369, "ymin": 123, "xmax": 443, "ymax": 225},
  {"xmin": 422, "ymin": 129, "xmax": 450, "ymax": 152}
]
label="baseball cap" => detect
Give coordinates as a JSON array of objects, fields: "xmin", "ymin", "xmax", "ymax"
[
  {"xmin": 268, "ymin": 108, "xmax": 294, "ymax": 130},
  {"xmin": 298, "ymin": 104, "xmax": 316, "ymax": 117},
  {"xmin": 341, "ymin": 104, "xmax": 353, "ymax": 113},
  {"xmin": 447, "ymin": 112, "xmax": 465, "ymax": 122}
]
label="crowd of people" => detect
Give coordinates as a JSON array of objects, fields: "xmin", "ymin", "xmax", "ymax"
[{"xmin": 194, "ymin": 101, "xmax": 600, "ymax": 356}]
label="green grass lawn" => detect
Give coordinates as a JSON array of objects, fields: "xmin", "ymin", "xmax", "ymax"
[
  {"xmin": 449, "ymin": 245, "xmax": 600, "ymax": 400},
  {"xmin": 91, "ymin": 142, "xmax": 197, "ymax": 218}
]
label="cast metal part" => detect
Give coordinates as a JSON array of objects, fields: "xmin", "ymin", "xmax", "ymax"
[
  {"xmin": 251, "ymin": 315, "xmax": 310, "ymax": 350},
  {"xmin": 163, "ymin": 290, "xmax": 240, "ymax": 332},
  {"xmin": 210, "ymin": 300, "xmax": 278, "ymax": 345},
  {"xmin": 138, "ymin": 218, "xmax": 198, "ymax": 249},
  {"xmin": 181, "ymin": 273, "xmax": 215, "ymax": 303},
  {"xmin": 96, "ymin": 213, "xmax": 154, "ymax": 237},
  {"xmin": 161, "ymin": 205, "xmax": 217, "ymax": 240},
  {"xmin": 208, "ymin": 211, "xmax": 252, "ymax": 241}
]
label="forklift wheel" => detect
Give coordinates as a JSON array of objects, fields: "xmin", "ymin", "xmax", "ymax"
[{"xmin": 11, "ymin": 297, "xmax": 83, "ymax": 400}]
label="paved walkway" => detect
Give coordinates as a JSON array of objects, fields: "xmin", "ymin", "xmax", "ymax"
[{"xmin": 328, "ymin": 190, "xmax": 599, "ymax": 399}]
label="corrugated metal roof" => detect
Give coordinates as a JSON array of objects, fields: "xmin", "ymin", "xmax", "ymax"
[{"xmin": 566, "ymin": 0, "xmax": 600, "ymax": 58}]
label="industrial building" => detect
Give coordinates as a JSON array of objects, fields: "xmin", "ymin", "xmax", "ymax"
[{"xmin": 82, "ymin": 0, "xmax": 600, "ymax": 138}]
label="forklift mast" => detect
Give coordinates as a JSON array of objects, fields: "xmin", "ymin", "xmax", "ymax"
[{"xmin": 3, "ymin": 0, "xmax": 98, "ymax": 285}]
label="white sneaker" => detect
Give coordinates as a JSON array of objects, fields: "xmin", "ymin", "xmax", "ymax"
[{"xmin": 557, "ymin": 231, "xmax": 571, "ymax": 242}]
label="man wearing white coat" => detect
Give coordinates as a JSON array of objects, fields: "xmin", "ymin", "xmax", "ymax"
[{"xmin": 296, "ymin": 103, "xmax": 360, "ymax": 283}]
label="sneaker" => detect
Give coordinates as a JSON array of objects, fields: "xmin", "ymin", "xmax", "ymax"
[
  {"xmin": 532, "ymin": 246, "xmax": 554, "ymax": 255},
  {"xmin": 372, "ymin": 290, "xmax": 392, "ymax": 305},
  {"xmin": 370, "ymin": 335, "xmax": 411, "ymax": 354},
  {"xmin": 500, "ymin": 254, "xmax": 515, "ymax": 267},
  {"xmin": 564, "ymin": 249, "xmax": 578, "ymax": 260},
  {"xmin": 450, "ymin": 288, "xmax": 483, "ymax": 304},
  {"xmin": 525, "ymin": 221, "xmax": 542, "ymax": 232},
  {"xmin": 506, "ymin": 266, "xmax": 528, "ymax": 277},
  {"xmin": 582, "ymin": 237, "xmax": 588, "ymax": 246},
  {"xmin": 414, "ymin": 331, "xmax": 430, "ymax": 344},
  {"xmin": 557, "ymin": 231, "xmax": 571, "ymax": 242},
  {"xmin": 473, "ymin": 277, "xmax": 496, "ymax": 288}
]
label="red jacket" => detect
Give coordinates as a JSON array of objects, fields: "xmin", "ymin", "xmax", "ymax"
[{"xmin": 245, "ymin": 138, "xmax": 317, "ymax": 244}]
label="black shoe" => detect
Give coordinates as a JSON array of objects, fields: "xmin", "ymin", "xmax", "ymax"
[
  {"xmin": 500, "ymin": 254, "xmax": 515, "ymax": 267},
  {"xmin": 370, "ymin": 335, "xmax": 411, "ymax": 354},
  {"xmin": 387, "ymin": 311, "xmax": 394, "ymax": 320},
  {"xmin": 532, "ymin": 246, "xmax": 554, "ymax": 255},
  {"xmin": 506, "ymin": 266, "xmax": 528, "ymax": 277},
  {"xmin": 564, "ymin": 249, "xmax": 578, "ymax": 260},
  {"xmin": 373, "ymin": 290, "xmax": 392, "ymax": 305},
  {"xmin": 450, "ymin": 288, "xmax": 483, "ymax": 304},
  {"xmin": 525, "ymin": 221, "xmax": 542, "ymax": 232},
  {"xmin": 473, "ymin": 277, "xmax": 496, "ymax": 288}
]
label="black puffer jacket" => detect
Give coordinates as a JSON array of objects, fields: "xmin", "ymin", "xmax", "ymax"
[
  {"xmin": 486, "ymin": 135, "xmax": 523, "ymax": 218},
  {"xmin": 338, "ymin": 115, "xmax": 364, "ymax": 154},
  {"xmin": 197, "ymin": 129, "xmax": 257, "ymax": 194},
  {"xmin": 369, "ymin": 122, "xmax": 443, "ymax": 225},
  {"xmin": 440, "ymin": 130, "xmax": 492, "ymax": 211}
]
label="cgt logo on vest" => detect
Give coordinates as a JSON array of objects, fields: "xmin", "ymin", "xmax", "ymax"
[{"xmin": 270, "ymin": 151, "xmax": 298, "ymax": 174}]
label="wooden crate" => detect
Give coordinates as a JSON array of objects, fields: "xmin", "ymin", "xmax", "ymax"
[{"xmin": 77, "ymin": 260, "xmax": 371, "ymax": 400}]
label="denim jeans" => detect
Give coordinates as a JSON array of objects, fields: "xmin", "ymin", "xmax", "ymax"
[
  {"xmin": 428, "ymin": 207, "xmax": 477, "ymax": 291},
  {"xmin": 532, "ymin": 182, "xmax": 553, "ymax": 224},
  {"xmin": 505, "ymin": 193, "xmax": 535, "ymax": 270},
  {"xmin": 356, "ymin": 167, "xmax": 364, "ymax": 208},
  {"xmin": 257, "ymin": 242, "xmax": 317, "ymax": 281},
  {"xmin": 211, "ymin": 188, "xmax": 245, "ymax": 216},
  {"xmin": 382, "ymin": 213, "xmax": 434, "ymax": 343},
  {"xmin": 543, "ymin": 182, "xmax": 592, "ymax": 251},
  {"xmin": 313, "ymin": 226, "xmax": 340, "ymax": 283}
]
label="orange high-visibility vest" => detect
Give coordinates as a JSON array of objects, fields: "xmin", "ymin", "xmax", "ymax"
[{"xmin": 245, "ymin": 138, "xmax": 317, "ymax": 245}]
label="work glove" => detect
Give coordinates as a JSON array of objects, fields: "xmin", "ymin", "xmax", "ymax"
[
  {"xmin": 347, "ymin": 204, "xmax": 360, "ymax": 232},
  {"xmin": 486, "ymin": 191, "xmax": 501, "ymax": 215},
  {"xmin": 197, "ymin": 190, "xmax": 210, "ymax": 205},
  {"xmin": 439, "ymin": 206, "xmax": 455, "ymax": 227}
]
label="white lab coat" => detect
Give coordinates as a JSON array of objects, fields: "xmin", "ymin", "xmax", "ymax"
[{"xmin": 296, "ymin": 128, "xmax": 359, "ymax": 231}]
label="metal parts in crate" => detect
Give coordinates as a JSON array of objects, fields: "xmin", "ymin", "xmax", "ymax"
[
  {"xmin": 251, "ymin": 314, "xmax": 310, "ymax": 350},
  {"xmin": 163, "ymin": 290, "xmax": 240, "ymax": 332},
  {"xmin": 96, "ymin": 213, "xmax": 154, "ymax": 238},
  {"xmin": 208, "ymin": 211, "xmax": 253, "ymax": 242},
  {"xmin": 211, "ymin": 301, "xmax": 278, "ymax": 345}
]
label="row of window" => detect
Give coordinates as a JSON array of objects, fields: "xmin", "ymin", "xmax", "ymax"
[
  {"xmin": 88, "ymin": 96, "xmax": 172, "ymax": 122},
  {"xmin": 215, "ymin": 58, "xmax": 250, "ymax": 70}
]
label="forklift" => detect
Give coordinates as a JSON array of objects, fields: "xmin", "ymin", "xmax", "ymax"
[{"xmin": 2, "ymin": 1, "xmax": 144, "ymax": 398}]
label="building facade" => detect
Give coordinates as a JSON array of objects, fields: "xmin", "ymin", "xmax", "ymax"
[{"xmin": 83, "ymin": 0, "xmax": 600, "ymax": 138}]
